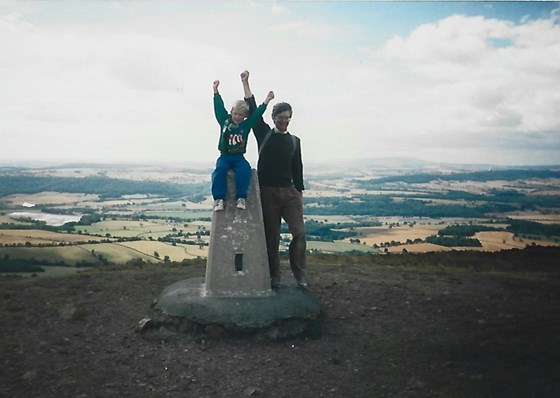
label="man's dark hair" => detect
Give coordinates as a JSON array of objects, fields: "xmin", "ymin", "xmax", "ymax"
[{"xmin": 272, "ymin": 102, "xmax": 292, "ymax": 118}]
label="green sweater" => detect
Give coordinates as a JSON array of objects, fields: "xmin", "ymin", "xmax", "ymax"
[{"xmin": 213, "ymin": 93, "xmax": 267, "ymax": 155}]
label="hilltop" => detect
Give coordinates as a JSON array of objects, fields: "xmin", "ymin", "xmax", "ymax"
[{"xmin": 2, "ymin": 247, "xmax": 560, "ymax": 397}]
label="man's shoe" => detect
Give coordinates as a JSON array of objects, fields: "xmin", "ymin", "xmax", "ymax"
[
  {"xmin": 296, "ymin": 276, "xmax": 309, "ymax": 289},
  {"xmin": 213, "ymin": 199, "xmax": 224, "ymax": 212},
  {"xmin": 271, "ymin": 277, "xmax": 281, "ymax": 289},
  {"xmin": 236, "ymin": 198, "xmax": 246, "ymax": 210}
]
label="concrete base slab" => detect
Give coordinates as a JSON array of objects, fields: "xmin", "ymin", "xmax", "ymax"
[{"xmin": 143, "ymin": 277, "xmax": 323, "ymax": 340}]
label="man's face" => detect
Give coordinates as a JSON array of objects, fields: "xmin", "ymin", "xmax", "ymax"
[{"xmin": 273, "ymin": 111, "xmax": 291, "ymax": 132}]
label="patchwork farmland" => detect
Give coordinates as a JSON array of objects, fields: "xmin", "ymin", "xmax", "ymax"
[{"xmin": 1, "ymin": 162, "xmax": 560, "ymax": 275}]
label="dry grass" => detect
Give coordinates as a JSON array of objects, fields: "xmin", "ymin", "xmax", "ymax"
[
  {"xmin": 475, "ymin": 231, "xmax": 526, "ymax": 251},
  {"xmin": 3, "ymin": 192, "xmax": 98, "ymax": 206},
  {"xmin": 354, "ymin": 224, "xmax": 442, "ymax": 246},
  {"xmin": 507, "ymin": 213, "xmax": 560, "ymax": 224},
  {"xmin": 79, "ymin": 243, "xmax": 158, "ymax": 263},
  {"xmin": 351, "ymin": 220, "xmax": 560, "ymax": 253},
  {"xmin": 0, "ymin": 229, "xmax": 109, "ymax": 245},
  {"xmin": 116, "ymin": 241, "xmax": 207, "ymax": 261}
]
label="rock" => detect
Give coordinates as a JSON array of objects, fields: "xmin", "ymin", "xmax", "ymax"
[
  {"xmin": 21, "ymin": 370, "xmax": 38, "ymax": 381},
  {"xmin": 58, "ymin": 304, "xmax": 77, "ymax": 320},
  {"xmin": 406, "ymin": 376, "xmax": 426, "ymax": 390},
  {"xmin": 329, "ymin": 357, "xmax": 342, "ymax": 365},
  {"xmin": 137, "ymin": 317, "xmax": 152, "ymax": 332},
  {"xmin": 205, "ymin": 324, "xmax": 226, "ymax": 338},
  {"xmin": 243, "ymin": 386, "xmax": 263, "ymax": 396}
]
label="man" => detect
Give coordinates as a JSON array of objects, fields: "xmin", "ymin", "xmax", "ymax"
[{"xmin": 241, "ymin": 70, "xmax": 308, "ymax": 289}]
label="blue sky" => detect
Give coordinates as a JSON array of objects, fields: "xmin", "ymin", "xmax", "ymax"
[{"xmin": 1, "ymin": 1, "xmax": 559, "ymax": 167}]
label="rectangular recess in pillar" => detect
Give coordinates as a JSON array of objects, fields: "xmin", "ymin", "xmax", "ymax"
[{"xmin": 234, "ymin": 253, "xmax": 243, "ymax": 272}]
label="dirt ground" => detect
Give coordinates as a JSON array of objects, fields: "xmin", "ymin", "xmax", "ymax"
[{"xmin": 1, "ymin": 247, "xmax": 560, "ymax": 398}]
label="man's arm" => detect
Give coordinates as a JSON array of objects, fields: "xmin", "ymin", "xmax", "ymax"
[
  {"xmin": 241, "ymin": 71, "xmax": 271, "ymax": 143},
  {"xmin": 241, "ymin": 70, "xmax": 252, "ymax": 99},
  {"xmin": 292, "ymin": 137, "xmax": 305, "ymax": 192},
  {"xmin": 241, "ymin": 70, "xmax": 257, "ymax": 115},
  {"xmin": 264, "ymin": 90, "xmax": 274, "ymax": 105}
]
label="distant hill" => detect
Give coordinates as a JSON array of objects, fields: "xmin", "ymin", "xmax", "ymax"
[
  {"xmin": 357, "ymin": 168, "xmax": 560, "ymax": 185},
  {"xmin": 0, "ymin": 175, "xmax": 208, "ymax": 199},
  {"xmin": 306, "ymin": 157, "xmax": 560, "ymax": 175}
]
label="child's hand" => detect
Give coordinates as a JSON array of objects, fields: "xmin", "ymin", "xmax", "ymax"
[
  {"xmin": 213, "ymin": 80, "xmax": 220, "ymax": 92},
  {"xmin": 240, "ymin": 70, "xmax": 249, "ymax": 82}
]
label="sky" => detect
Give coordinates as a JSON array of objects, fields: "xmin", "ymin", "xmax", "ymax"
[{"xmin": 1, "ymin": 1, "xmax": 559, "ymax": 168}]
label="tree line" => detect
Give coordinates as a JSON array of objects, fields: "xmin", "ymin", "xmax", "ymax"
[
  {"xmin": 506, "ymin": 219, "xmax": 560, "ymax": 237},
  {"xmin": 303, "ymin": 195, "xmax": 514, "ymax": 218},
  {"xmin": 357, "ymin": 168, "xmax": 560, "ymax": 186},
  {"xmin": 0, "ymin": 175, "xmax": 208, "ymax": 200}
]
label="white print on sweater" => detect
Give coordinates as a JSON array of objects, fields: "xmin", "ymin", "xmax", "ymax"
[{"xmin": 228, "ymin": 133, "xmax": 243, "ymax": 147}]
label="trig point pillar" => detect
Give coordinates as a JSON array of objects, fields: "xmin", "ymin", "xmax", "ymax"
[{"xmin": 204, "ymin": 169, "xmax": 272, "ymax": 296}]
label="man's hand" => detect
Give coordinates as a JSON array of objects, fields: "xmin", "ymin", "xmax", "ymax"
[
  {"xmin": 264, "ymin": 90, "xmax": 275, "ymax": 104},
  {"xmin": 241, "ymin": 70, "xmax": 252, "ymax": 99},
  {"xmin": 213, "ymin": 80, "xmax": 220, "ymax": 93}
]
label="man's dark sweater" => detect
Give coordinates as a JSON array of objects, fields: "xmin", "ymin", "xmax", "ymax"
[{"xmin": 246, "ymin": 95, "xmax": 304, "ymax": 192}]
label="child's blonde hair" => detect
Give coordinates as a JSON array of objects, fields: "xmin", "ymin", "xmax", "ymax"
[{"xmin": 232, "ymin": 100, "xmax": 249, "ymax": 116}]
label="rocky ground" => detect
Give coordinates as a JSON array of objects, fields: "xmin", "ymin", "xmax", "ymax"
[{"xmin": 1, "ymin": 247, "xmax": 560, "ymax": 398}]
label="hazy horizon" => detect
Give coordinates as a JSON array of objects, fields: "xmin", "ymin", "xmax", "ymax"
[
  {"xmin": 1, "ymin": 155, "xmax": 558, "ymax": 172},
  {"xmin": 1, "ymin": 1, "xmax": 559, "ymax": 167}
]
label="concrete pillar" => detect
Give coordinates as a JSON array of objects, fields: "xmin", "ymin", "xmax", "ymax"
[{"xmin": 204, "ymin": 169, "xmax": 271, "ymax": 296}]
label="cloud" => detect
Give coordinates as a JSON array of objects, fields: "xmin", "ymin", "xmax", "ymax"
[
  {"xmin": 0, "ymin": 3, "xmax": 559, "ymax": 167},
  {"xmin": 270, "ymin": 4, "xmax": 289, "ymax": 15},
  {"xmin": 0, "ymin": 6, "xmax": 232, "ymax": 163},
  {"xmin": 355, "ymin": 14, "xmax": 560, "ymax": 141}
]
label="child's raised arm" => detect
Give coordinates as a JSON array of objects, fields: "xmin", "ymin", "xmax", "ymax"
[{"xmin": 213, "ymin": 80, "xmax": 228, "ymax": 125}]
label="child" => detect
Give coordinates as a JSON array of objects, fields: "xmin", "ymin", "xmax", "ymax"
[{"xmin": 211, "ymin": 79, "xmax": 274, "ymax": 211}]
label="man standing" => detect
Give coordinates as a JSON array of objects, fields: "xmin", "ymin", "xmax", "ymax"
[{"xmin": 241, "ymin": 71, "xmax": 308, "ymax": 289}]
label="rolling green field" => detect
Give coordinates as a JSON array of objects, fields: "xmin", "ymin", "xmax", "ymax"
[{"xmin": 0, "ymin": 245, "xmax": 98, "ymax": 265}]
